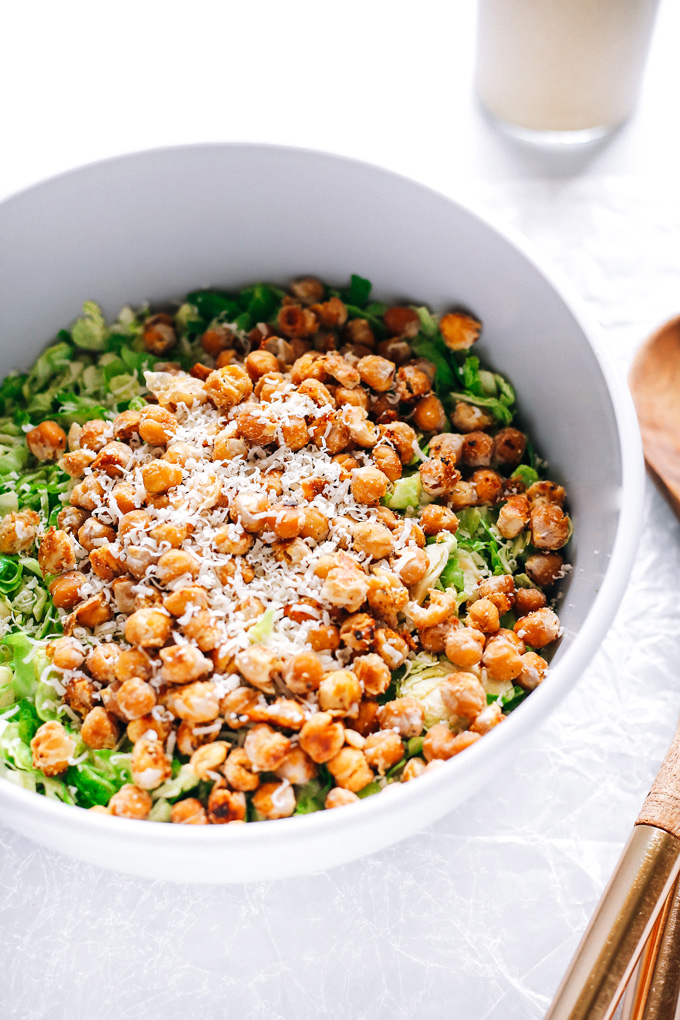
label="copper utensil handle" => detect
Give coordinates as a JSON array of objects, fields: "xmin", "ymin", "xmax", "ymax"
[
  {"xmin": 620, "ymin": 874, "xmax": 680, "ymax": 1020},
  {"xmin": 637, "ymin": 723, "xmax": 680, "ymax": 837}
]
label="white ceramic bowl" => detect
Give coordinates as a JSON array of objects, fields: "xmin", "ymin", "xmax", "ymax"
[{"xmin": 0, "ymin": 144, "xmax": 644, "ymax": 883}]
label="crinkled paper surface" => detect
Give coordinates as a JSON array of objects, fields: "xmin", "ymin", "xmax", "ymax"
[{"xmin": 2, "ymin": 177, "xmax": 680, "ymax": 1020}]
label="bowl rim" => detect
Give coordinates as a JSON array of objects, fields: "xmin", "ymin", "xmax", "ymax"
[{"xmin": 0, "ymin": 141, "xmax": 646, "ymax": 854}]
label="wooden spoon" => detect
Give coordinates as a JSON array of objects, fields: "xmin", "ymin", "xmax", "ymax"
[{"xmin": 629, "ymin": 314, "xmax": 680, "ymax": 518}]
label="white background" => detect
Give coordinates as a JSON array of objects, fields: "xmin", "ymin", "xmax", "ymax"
[{"xmin": 2, "ymin": 3, "xmax": 680, "ymax": 1019}]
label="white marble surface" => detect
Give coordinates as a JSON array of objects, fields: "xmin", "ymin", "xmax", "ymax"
[{"xmin": 2, "ymin": 3, "xmax": 680, "ymax": 1018}]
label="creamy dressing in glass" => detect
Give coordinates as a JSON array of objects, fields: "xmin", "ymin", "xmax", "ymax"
[{"xmin": 475, "ymin": 0, "xmax": 659, "ymax": 135}]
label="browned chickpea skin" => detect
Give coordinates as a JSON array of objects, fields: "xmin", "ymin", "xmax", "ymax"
[
  {"xmin": 204, "ymin": 364, "xmax": 253, "ymax": 410},
  {"xmin": 109, "ymin": 784, "xmax": 153, "ymax": 819},
  {"xmin": 423, "ymin": 724, "xmax": 481, "ymax": 761},
  {"xmin": 130, "ymin": 737, "xmax": 173, "ymax": 790},
  {"xmin": 514, "ymin": 607, "xmax": 561, "ymax": 648},
  {"xmin": 373, "ymin": 626, "xmax": 409, "ymax": 669},
  {"xmin": 298, "ymin": 713, "xmax": 345, "ymax": 764},
  {"xmin": 0, "ymin": 509, "xmax": 40, "ymax": 554},
  {"xmin": 466, "ymin": 597, "xmax": 500, "ymax": 634},
  {"xmin": 401, "ymin": 758, "xmax": 427, "ymax": 782},
  {"xmin": 339, "ymin": 613, "xmax": 376, "ymax": 654},
  {"xmin": 491, "ymin": 428, "xmax": 526, "ymax": 468},
  {"xmin": 530, "ymin": 504, "xmax": 571, "ymax": 551},
  {"xmin": 325, "ymin": 788, "xmax": 360, "ymax": 808},
  {"xmin": 168, "ymin": 681, "xmax": 221, "ymax": 724},
  {"xmin": 219, "ymin": 686, "xmax": 261, "ymax": 729},
  {"xmin": 201, "ymin": 324, "xmax": 234, "ymax": 357},
  {"xmin": 63, "ymin": 677, "xmax": 97, "ymax": 718},
  {"xmin": 235, "ymin": 645, "xmax": 280, "ymax": 695},
  {"xmin": 243, "ymin": 724, "xmax": 291, "ymax": 772},
  {"xmin": 220, "ymin": 747, "xmax": 260, "ymax": 792},
  {"xmin": 407, "ymin": 589, "xmax": 457, "ymax": 630},
  {"xmin": 112, "ymin": 409, "xmax": 141, "ymax": 442},
  {"xmin": 451, "ymin": 402, "xmax": 494, "ymax": 434},
  {"xmin": 413, "ymin": 394, "xmax": 447, "ymax": 433},
  {"xmin": 85, "ymin": 642, "xmax": 121, "ymax": 682},
  {"xmin": 364, "ymin": 730, "xmax": 404, "ymax": 774},
  {"xmin": 527, "ymin": 479, "xmax": 566, "ymax": 507},
  {"xmin": 57, "ymin": 506, "xmax": 88, "ymax": 535},
  {"xmin": 90, "ymin": 545, "xmax": 126, "ymax": 581},
  {"xmin": 326, "ymin": 747, "xmax": 374, "ymax": 792},
  {"xmin": 447, "ymin": 481, "xmax": 478, "ymax": 510},
  {"xmin": 356, "ymin": 355, "xmax": 395, "ymax": 393},
  {"xmin": 420, "ymin": 620, "xmax": 456, "ymax": 653},
  {"xmin": 514, "ymin": 587, "xmax": 548, "ymax": 616},
  {"xmin": 30, "ymin": 720, "xmax": 75, "ymax": 776},
  {"xmin": 482, "ymin": 633, "xmax": 524, "ymax": 682},
  {"xmin": 378, "ymin": 421, "xmax": 418, "ymax": 464},
  {"xmin": 156, "ymin": 549, "xmax": 201, "ymax": 585},
  {"xmin": 181, "ymin": 610, "xmax": 222, "ymax": 653},
  {"xmin": 444, "ymin": 626, "xmax": 485, "ymax": 669},
  {"xmin": 367, "ymin": 571, "xmax": 409, "ymax": 625},
  {"xmin": 439, "ymin": 312, "xmax": 481, "ymax": 351},
  {"xmin": 525, "ymin": 552, "xmax": 565, "ymax": 588},
  {"xmin": 470, "ymin": 702, "xmax": 504, "ymax": 735},
  {"xmin": 517, "ymin": 650, "xmax": 549, "ymax": 691},
  {"xmin": 80, "ymin": 419, "xmax": 113, "ymax": 453},
  {"xmin": 461, "ymin": 431, "xmax": 493, "ymax": 468},
  {"xmin": 138, "ymin": 405, "xmax": 178, "ymax": 446},
  {"xmin": 477, "ymin": 574, "xmax": 515, "ymax": 614},
  {"xmin": 395, "ymin": 365, "xmax": 431, "ymax": 404},
  {"xmin": 308, "ymin": 624, "xmax": 341, "ymax": 653},
  {"xmin": 392, "ymin": 545, "xmax": 429, "ymax": 586},
  {"xmin": 372, "ymin": 445, "xmax": 402, "ymax": 482},
  {"xmin": 49, "ymin": 571, "xmax": 86, "ymax": 610},
  {"xmin": 345, "ymin": 318, "xmax": 375, "ymax": 348},
  {"xmin": 62, "ymin": 593, "xmax": 112, "ymax": 633},
  {"xmin": 77, "ymin": 517, "xmax": 116, "ymax": 552},
  {"xmin": 440, "ymin": 673, "xmax": 486, "ymax": 720},
  {"xmin": 377, "ymin": 696, "xmax": 424, "ymax": 738},
  {"xmin": 282, "ymin": 650, "xmax": 324, "ymax": 695},
  {"xmin": 419, "ymin": 456, "xmax": 461, "ymax": 498},
  {"xmin": 26, "ymin": 420, "xmax": 67, "ymax": 461},
  {"xmin": 471, "ymin": 469, "xmax": 504, "ymax": 505},
  {"xmin": 110, "ymin": 482, "xmax": 139, "ymax": 515},
  {"xmin": 383, "ymin": 306, "xmax": 420, "ymax": 338},
  {"xmin": 142, "ymin": 312, "xmax": 176, "ymax": 355},
  {"xmin": 321, "ymin": 566, "xmax": 370, "ymax": 614},
  {"xmin": 277, "ymin": 304, "xmax": 318, "ymax": 339},
  {"xmin": 318, "ymin": 669, "xmax": 362, "ymax": 716},
  {"xmin": 351, "ymin": 520, "xmax": 393, "ymax": 560},
  {"xmin": 160, "ymin": 644, "xmax": 212, "ymax": 684},
  {"xmin": 162, "ymin": 585, "xmax": 209, "ymax": 617},
  {"xmin": 81, "ymin": 707, "xmax": 120, "ymax": 750},
  {"xmin": 47, "ymin": 635, "xmax": 85, "ymax": 671},
  {"xmin": 124, "ymin": 608, "xmax": 172, "ymax": 649},
  {"xmin": 207, "ymin": 787, "xmax": 247, "ymax": 824},
  {"xmin": 187, "ymin": 741, "xmax": 229, "ymax": 780},
  {"xmin": 171, "ymin": 798, "xmax": 208, "ymax": 825},
  {"xmin": 497, "ymin": 494, "xmax": 531, "ymax": 539},
  {"xmin": 91, "ymin": 441, "xmax": 133, "ymax": 478},
  {"xmin": 351, "ymin": 465, "xmax": 390, "ymax": 505},
  {"xmin": 38, "ymin": 528, "xmax": 76, "ymax": 576},
  {"xmin": 141, "ymin": 460, "xmax": 183, "ymax": 495},
  {"xmin": 251, "ymin": 781, "xmax": 296, "ymax": 820},
  {"xmin": 230, "ymin": 490, "xmax": 270, "ymax": 534},
  {"xmin": 419, "ymin": 504, "xmax": 459, "ymax": 536}
]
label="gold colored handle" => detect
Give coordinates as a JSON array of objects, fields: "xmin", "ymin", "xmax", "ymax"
[
  {"xmin": 620, "ymin": 874, "xmax": 680, "ymax": 1020},
  {"xmin": 544, "ymin": 826, "xmax": 680, "ymax": 1020}
]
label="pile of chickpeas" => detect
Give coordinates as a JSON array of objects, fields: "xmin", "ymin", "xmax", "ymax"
[{"xmin": 1, "ymin": 277, "xmax": 570, "ymax": 823}]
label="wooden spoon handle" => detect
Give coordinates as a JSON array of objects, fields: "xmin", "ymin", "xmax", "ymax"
[{"xmin": 637, "ymin": 723, "xmax": 680, "ymax": 837}]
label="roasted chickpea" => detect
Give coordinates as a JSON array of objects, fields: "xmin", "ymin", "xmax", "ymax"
[
  {"xmin": 80, "ymin": 419, "xmax": 113, "ymax": 453},
  {"xmin": 419, "ymin": 456, "xmax": 460, "ymax": 498},
  {"xmin": 124, "ymin": 608, "xmax": 172, "ymax": 648},
  {"xmin": 168, "ymin": 680, "xmax": 220, "ymax": 723},
  {"xmin": 471, "ymin": 469, "xmax": 504, "ymax": 505},
  {"xmin": 326, "ymin": 747, "xmax": 373, "ymax": 792},
  {"xmin": 299, "ymin": 712, "xmax": 345, "ymax": 763},
  {"xmin": 525, "ymin": 552, "xmax": 565, "ymax": 587},
  {"xmin": 38, "ymin": 528, "xmax": 76, "ymax": 576},
  {"xmin": 517, "ymin": 651, "xmax": 549, "ymax": 691},
  {"xmin": 171, "ymin": 798, "xmax": 208, "ymax": 824},
  {"xmin": 142, "ymin": 460, "xmax": 183, "ymax": 494},
  {"xmin": 204, "ymin": 364, "xmax": 253, "ymax": 410},
  {"xmin": 423, "ymin": 724, "xmax": 481, "ymax": 761},
  {"xmin": 364, "ymin": 730, "xmax": 404, "ymax": 774},
  {"xmin": 86, "ymin": 642, "xmax": 121, "ymax": 682},
  {"xmin": 156, "ymin": 549, "xmax": 201, "ymax": 584},
  {"xmin": 377, "ymin": 696, "xmax": 424, "ymax": 738},
  {"xmin": 207, "ymin": 787, "xmax": 247, "ymax": 824},
  {"xmin": 318, "ymin": 669, "xmax": 362, "ymax": 716},
  {"xmin": 77, "ymin": 517, "xmax": 116, "ymax": 552},
  {"xmin": 439, "ymin": 672, "xmax": 486, "ymax": 720},
  {"xmin": 160, "ymin": 643, "xmax": 212, "ymax": 684},
  {"xmin": 325, "ymin": 787, "xmax": 360, "ymax": 808},
  {"xmin": 142, "ymin": 312, "xmax": 176, "ymax": 355},
  {"xmin": 373, "ymin": 626, "xmax": 409, "ymax": 668},
  {"xmin": 81, "ymin": 707, "xmax": 120, "ymax": 749},
  {"xmin": 482, "ymin": 633, "xmax": 523, "ymax": 682},
  {"xmin": 447, "ymin": 480, "xmax": 478, "ymax": 510},
  {"xmin": 89, "ymin": 544, "xmax": 126, "ymax": 581},
  {"xmin": 527, "ymin": 480, "xmax": 566, "ymax": 507},
  {"xmin": 356, "ymin": 355, "xmax": 395, "ymax": 392},
  {"xmin": 61, "ymin": 449, "xmax": 97, "ymax": 478},
  {"xmin": 514, "ymin": 587, "xmax": 548, "ymax": 615},
  {"xmin": 493, "ymin": 428, "xmax": 526, "ymax": 467},
  {"xmin": 351, "ymin": 520, "xmax": 393, "ymax": 560},
  {"xmin": 68, "ymin": 592, "xmax": 113, "ymax": 630},
  {"xmin": 477, "ymin": 574, "xmax": 516, "ymax": 614},
  {"xmin": 378, "ymin": 422, "xmax": 417, "ymax": 464},
  {"xmin": 372, "ymin": 445, "xmax": 402, "ymax": 482},
  {"xmin": 419, "ymin": 504, "xmax": 459, "ymax": 536},
  {"xmin": 47, "ymin": 635, "xmax": 85, "ymax": 671},
  {"xmin": 116, "ymin": 678, "xmax": 157, "ymax": 720},
  {"xmin": 243, "ymin": 724, "xmax": 291, "ymax": 772},
  {"xmin": 530, "ymin": 504, "xmax": 571, "ymax": 551},
  {"xmin": 30, "ymin": 720, "xmax": 75, "ymax": 776},
  {"xmin": 57, "ymin": 506, "xmax": 88, "ymax": 535},
  {"xmin": 112, "ymin": 409, "xmax": 141, "ymax": 442},
  {"xmin": 321, "ymin": 566, "xmax": 369, "ymax": 613},
  {"xmin": 109, "ymin": 784, "xmax": 152, "ymax": 819},
  {"xmin": 461, "ymin": 431, "xmax": 494, "ymax": 468},
  {"xmin": 401, "ymin": 757, "xmax": 427, "ymax": 782},
  {"xmin": 470, "ymin": 702, "xmax": 503, "ymax": 735},
  {"xmin": 49, "ymin": 570, "xmax": 86, "ymax": 610},
  {"xmin": 282, "ymin": 650, "xmax": 324, "ymax": 695},
  {"xmin": 439, "ymin": 312, "xmax": 481, "ymax": 351},
  {"xmin": 413, "ymin": 394, "xmax": 447, "ymax": 432},
  {"xmin": 277, "ymin": 304, "xmax": 318, "ymax": 339},
  {"xmin": 26, "ymin": 420, "xmax": 67, "ymax": 461},
  {"xmin": 308, "ymin": 624, "xmax": 341, "ymax": 653},
  {"xmin": 351, "ymin": 465, "xmax": 390, "ymax": 505},
  {"xmin": 466, "ymin": 597, "xmax": 500, "ymax": 634},
  {"xmin": 451, "ymin": 402, "xmax": 494, "ymax": 433},
  {"xmin": 514, "ymin": 607, "xmax": 561, "ymax": 648},
  {"xmin": 91, "ymin": 441, "xmax": 133, "ymax": 477},
  {"xmin": 0, "ymin": 509, "xmax": 40, "ymax": 554},
  {"xmin": 444, "ymin": 626, "xmax": 485, "ymax": 668},
  {"xmin": 235, "ymin": 645, "xmax": 279, "ymax": 695}
]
